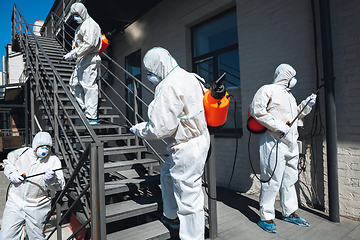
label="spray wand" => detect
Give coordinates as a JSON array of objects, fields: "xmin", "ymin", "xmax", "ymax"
[
  {"xmin": 21, "ymin": 167, "xmax": 67, "ymax": 180},
  {"xmin": 280, "ymin": 85, "xmax": 324, "ymax": 138}
]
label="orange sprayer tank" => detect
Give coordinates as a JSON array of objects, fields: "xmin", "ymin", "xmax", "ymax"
[
  {"xmin": 203, "ymin": 90, "xmax": 230, "ymax": 127},
  {"xmin": 246, "ymin": 108, "xmax": 266, "ymax": 134},
  {"xmin": 99, "ymin": 34, "xmax": 110, "ymax": 54}
]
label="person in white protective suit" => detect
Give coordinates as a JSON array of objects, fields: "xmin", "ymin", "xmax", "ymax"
[
  {"xmin": 129, "ymin": 47, "xmax": 210, "ymax": 240},
  {"xmin": 250, "ymin": 63, "xmax": 317, "ymax": 233},
  {"xmin": 0, "ymin": 132, "xmax": 65, "ymax": 240},
  {"xmin": 63, "ymin": 2, "xmax": 102, "ymax": 125}
]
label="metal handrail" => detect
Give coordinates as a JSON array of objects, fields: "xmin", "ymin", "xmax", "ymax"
[
  {"xmin": 12, "ymin": 4, "xmax": 106, "ymax": 239},
  {"xmin": 12, "ymin": 2, "xmax": 218, "ymax": 239},
  {"xmin": 50, "ymin": 11, "xmax": 167, "ymax": 161}
]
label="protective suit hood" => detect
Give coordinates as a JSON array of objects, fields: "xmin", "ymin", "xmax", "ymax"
[
  {"xmin": 143, "ymin": 47, "xmax": 178, "ymax": 80},
  {"xmin": 32, "ymin": 132, "xmax": 53, "ymax": 150},
  {"xmin": 70, "ymin": 2, "xmax": 89, "ymax": 22},
  {"xmin": 273, "ymin": 63, "xmax": 296, "ymax": 87}
]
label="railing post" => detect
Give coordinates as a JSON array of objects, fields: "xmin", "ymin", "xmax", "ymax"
[
  {"xmin": 24, "ymin": 83, "xmax": 29, "ymax": 146},
  {"xmin": 90, "ymin": 143, "xmax": 106, "ymax": 240},
  {"xmin": 56, "ymin": 201, "xmax": 62, "ymax": 240},
  {"xmin": 54, "ymin": 75, "xmax": 59, "ymax": 154},
  {"xmin": 51, "ymin": 13, "xmax": 54, "ymax": 38},
  {"xmin": 30, "ymin": 83, "xmax": 35, "ymax": 137},
  {"xmin": 133, "ymin": 78, "xmax": 140, "ymax": 159},
  {"xmin": 205, "ymin": 135, "xmax": 218, "ymax": 239}
]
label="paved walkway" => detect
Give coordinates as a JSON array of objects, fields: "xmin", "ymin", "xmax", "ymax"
[
  {"xmin": 1, "ymin": 168, "xmax": 359, "ymax": 240},
  {"xmin": 210, "ymin": 188, "xmax": 360, "ymax": 240}
]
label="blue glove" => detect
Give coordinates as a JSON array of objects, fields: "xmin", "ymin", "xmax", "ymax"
[
  {"xmin": 44, "ymin": 170, "xmax": 56, "ymax": 181},
  {"xmin": 130, "ymin": 126, "xmax": 138, "ymax": 136},
  {"xmin": 9, "ymin": 172, "xmax": 24, "ymax": 184},
  {"xmin": 277, "ymin": 124, "xmax": 291, "ymax": 136},
  {"xmin": 305, "ymin": 93, "xmax": 317, "ymax": 107}
]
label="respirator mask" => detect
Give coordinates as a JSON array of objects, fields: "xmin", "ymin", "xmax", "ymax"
[
  {"xmin": 288, "ymin": 77, "xmax": 297, "ymax": 88},
  {"xmin": 36, "ymin": 146, "xmax": 50, "ymax": 158},
  {"xmin": 74, "ymin": 15, "xmax": 83, "ymax": 24},
  {"xmin": 147, "ymin": 73, "xmax": 161, "ymax": 85}
]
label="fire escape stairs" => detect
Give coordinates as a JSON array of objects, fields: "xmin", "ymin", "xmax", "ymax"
[{"xmin": 23, "ymin": 34, "xmax": 184, "ymax": 239}]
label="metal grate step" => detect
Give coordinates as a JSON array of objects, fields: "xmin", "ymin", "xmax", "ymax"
[
  {"xmin": 104, "ymin": 158, "xmax": 160, "ymax": 173},
  {"xmin": 106, "ymin": 195, "xmax": 161, "ymax": 224},
  {"xmin": 105, "ymin": 175, "xmax": 160, "ymax": 196}
]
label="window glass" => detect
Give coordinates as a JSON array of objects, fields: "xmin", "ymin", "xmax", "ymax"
[{"xmin": 193, "ymin": 11, "xmax": 238, "ymax": 57}]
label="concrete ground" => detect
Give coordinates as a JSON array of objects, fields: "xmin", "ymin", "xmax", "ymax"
[{"xmin": 210, "ymin": 188, "xmax": 360, "ymax": 240}]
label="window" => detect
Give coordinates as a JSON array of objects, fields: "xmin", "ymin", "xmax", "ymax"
[
  {"xmin": 192, "ymin": 8, "xmax": 242, "ymax": 137},
  {"xmin": 125, "ymin": 50, "xmax": 142, "ymax": 124}
]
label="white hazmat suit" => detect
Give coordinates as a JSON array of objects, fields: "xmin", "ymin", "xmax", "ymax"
[
  {"xmin": 65, "ymin": 2, "xmax": 102, "ymax": 121},
  {"xmin": 250, "ymin": 64, "xmax": 314, "ymax": 222},
  {"xmin": 131, "ymin": 47, "xmax": 210, "ymax": 240},
  {"xmin": 0, "ymin": 132, "xmax": 65, "ymax": 240}
]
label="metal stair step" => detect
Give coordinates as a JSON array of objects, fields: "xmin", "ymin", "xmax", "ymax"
[
  {"xmin": 72, "ymin": 123, "xmax": 121, "ymax": 130},
  {"xmin": 104, "ymin": 158, "xmax": 160, "ymax": 173},
  {"xmin": 106, "ymin": 195, "xmax": 161, "ymax": 224},
  {"xmin": 42, "ymin": 114, "xmax": 120, "ymax": 120},
  {"xmin": 105, "ymin": 175, "xmax": 160, "ymax": 196},
  {"xmin": 80, "ymin": 133, "xmax": 135, "ymax": 142},
  {"xmin": 104, "ymin": 145, "xmax": 148, "ymax": 156},
  {"xmin": 106, "ymin": 219, "xmax": 178, "ymax": 240},
  {"xmin": 43, "ymin": 66, "xmax": 74, "ymax": 73}
]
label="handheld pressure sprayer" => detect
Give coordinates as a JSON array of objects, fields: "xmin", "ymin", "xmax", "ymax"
[
  {"xmin": 248, "ymin": 85, "xmax": 324, "ymax": 183},
  {"xmin": 199, "ymin": 72, "xmax": 241, "ymax": 200},
  {"xmin": 203, "ymin": 72, "xmax": 230, "ymax": 129}
]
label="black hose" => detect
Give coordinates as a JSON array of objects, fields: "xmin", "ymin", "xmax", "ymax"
[{"xmin": 247, "ymin": 132, "xmax": 279, "ymax": 183}]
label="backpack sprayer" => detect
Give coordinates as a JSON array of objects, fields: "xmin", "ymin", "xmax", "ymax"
[
  {"xmin": 59, "ymin": 34, "xmax": 110, "ymax": 63},
  {"xmin": 247, "ymin": 85, "xmax": 323, "ymax": 183}
]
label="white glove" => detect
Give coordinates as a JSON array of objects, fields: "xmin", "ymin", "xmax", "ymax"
[
  {"xmin": 63, "ymin": 52, "xmax": 74, "ymax": 61},
  {"xmin": 44, "ymin": 170, "xmax": 56, "ymax": 181},
  {"xmin": 9, "ymin": 172, "xmax": 24, "ymax": 184},
  {"xmin": 277, "ymin": 124, "xmax": 291, "ymax": 136},
  {"xmin": 129, "ymin": 126, "xmax": 138, "ymax": 136},
  {"xmin": 305, "ymin": 93, "xmax": 317, "ymax": 107}
]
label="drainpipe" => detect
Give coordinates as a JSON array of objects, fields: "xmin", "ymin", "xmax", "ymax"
[
  {"xmin": 319, "ymin": 0, "xmax": 339, "ymax": 222},
  {"xmin": 2, "ymin": 56, "xmax": 5, "ymax": 84},
  {"xmin": 2, "ymin": 56, "xmax": 6, "ymax": 98}
]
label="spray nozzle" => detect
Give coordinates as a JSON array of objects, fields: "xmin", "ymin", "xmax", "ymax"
[{"xmin": 211, "ymin": 72, "xmax": 227, "ymax": 99}]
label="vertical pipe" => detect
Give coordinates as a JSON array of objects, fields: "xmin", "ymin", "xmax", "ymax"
[
  {"xmin": 2, "ymin": 56, "xmax": 6, "ymax": 85},
  {"xmin": 2, "ymin": 56, "xmax": 6, "ymax": 99},
  {"xmin": 319, "ymin": 0, "xmax": 339, "ymax": 222}
]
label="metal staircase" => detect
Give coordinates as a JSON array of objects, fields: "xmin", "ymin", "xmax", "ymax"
[{"xmin": 10, "ymin": 3, "xmax": 217, "ymax": 240}]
